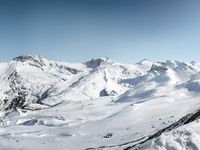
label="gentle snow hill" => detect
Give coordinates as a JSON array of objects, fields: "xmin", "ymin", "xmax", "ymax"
[{"xmin": 1, "ymin": 56, "xmax": 200, "ymax": 150}]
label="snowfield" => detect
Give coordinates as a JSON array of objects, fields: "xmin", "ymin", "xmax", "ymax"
[
  {"xmin": 1, "ymin": 55, "xmax": 200, "ymax": 150},
  {"xmin": 140, "ymin": 119, "xmax": 200, "ymax": 150}
]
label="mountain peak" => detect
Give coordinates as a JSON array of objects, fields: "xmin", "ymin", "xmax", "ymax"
[
  {"xmin": 13, "ymin": 55, "xmax": 46, "ymax": 62},
  {"xmin": 99, "ymin": 56, "xmax": 109, "ymax": 61},
  {"xmin": 84, "ymin": 57, "xmax": 114, "ymax": 68},
  {"xmin": 13, "ymin": 55, "xmax": 48, "ymax": 68},
  {"xmin": 136, "ymin": 59, "xmax": 154, "ymax": 68}
]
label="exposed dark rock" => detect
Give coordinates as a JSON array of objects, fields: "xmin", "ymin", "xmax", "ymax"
[
  {"xmin": 103, "ymin": 133, "xmax": 113, "ymax": 138},
  {"xmin": 100, "ymin": 89, "xmax": 117, "ymax": 97},
  {"xmin": 13, "ymin": 55, "xmax": 46, "ymax": 69},
  {"xmin": 37, "ymin": 87, "xmax": 53, "ymax": 104},
  {"xmin": 149, "ymin": 64, "xmax": 168, "ymax": 72},
  {"xmin": 85, "ymin": 57, "xmax": 110, "ymax": 68},
  {"xmin": 100, "ymin": 89, "xmax": 109, "ymax": 97},
  {"xmin": 59, "ymin": 65, "xmax": 80, "ymax": 74},
  {"xmin": 3, "ymin": 69, "xmax": 41, "ymax": 111},
  {"xmin": 4, "ymin": 91, "xmax": 27, "ymax": 110}
]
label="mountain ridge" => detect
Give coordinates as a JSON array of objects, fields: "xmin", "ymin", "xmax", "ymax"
[{"xmin": 1, "ymin": 55, "xmax": 200, "ymax": 150}]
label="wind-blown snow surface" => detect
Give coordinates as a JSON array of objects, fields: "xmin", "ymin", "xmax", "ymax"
[
  {"xmin": 1, "ymin": 56, "xmax": 200, "ymax": 150},
  {"xmin": 139, "ymin": 119, "xmax": 200, "ymax": 150}
]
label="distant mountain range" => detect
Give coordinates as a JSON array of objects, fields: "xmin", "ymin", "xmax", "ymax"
[{"xmin": 1, "ymin": 55, "xmax": 200, "ymax": 150}]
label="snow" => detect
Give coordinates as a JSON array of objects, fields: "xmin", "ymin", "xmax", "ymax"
[
  {"xmin": 140, "ymin": 119, "xmax": 200, "ymax": 150},
  {"xmin": 1, "ymin": 56, "xmax": 200, "ymax": 149}
]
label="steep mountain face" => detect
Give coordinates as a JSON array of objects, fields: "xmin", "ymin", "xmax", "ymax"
[
  {"xmin": 0, "ymin": 55, "xmax": 86, "ymax": 111},
  {"xmin": 0, "ymin": 56, "xmax": 149, "ymax": 109},
  {"xmin": 1, "ymin": 56, "xmax": 200, "ymax": 150}
]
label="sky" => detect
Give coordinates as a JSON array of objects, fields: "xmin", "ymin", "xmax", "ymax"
[{"xmin": 0, "ymin": 0, "xmax": 200, "ymax": 63}]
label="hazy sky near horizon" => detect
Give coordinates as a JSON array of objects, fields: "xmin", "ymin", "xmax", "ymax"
[{"xmin": 0, "ymin": 0, "xmax": 200, "ymax": 63}]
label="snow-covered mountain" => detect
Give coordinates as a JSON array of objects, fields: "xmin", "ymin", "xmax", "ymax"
[{"xmin": 1, "ymin": 55, "xmax": 200, "ymax": 150}]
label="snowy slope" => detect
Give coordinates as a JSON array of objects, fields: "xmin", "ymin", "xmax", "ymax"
[
  {"xmin": 1, "ymin": 56, "xmax": 200, "ymax": 150},
  {"xmin": 139, "ymin": 119, "xmax": 200, "ymax": 150}
]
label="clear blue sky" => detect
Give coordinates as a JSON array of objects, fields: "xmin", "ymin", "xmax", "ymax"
[{"xmin": 0, "ymin": 0, "xmax": 200, "ymax": 63}]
